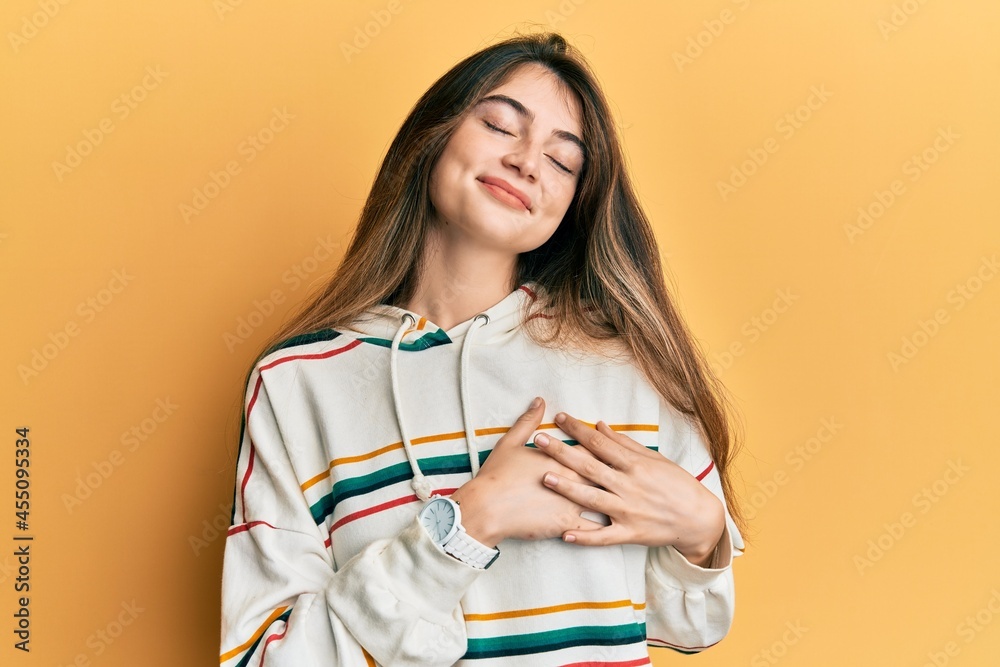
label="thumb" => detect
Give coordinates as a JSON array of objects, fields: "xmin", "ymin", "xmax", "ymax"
[{"xmin": 496, "ymin": 396, "xmax": 546, "ymax": 450}]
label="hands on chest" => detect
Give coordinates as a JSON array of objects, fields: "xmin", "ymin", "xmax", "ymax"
[{"xmin": 449, "ymin": 397, "xmax": 726, "ymax": 567}]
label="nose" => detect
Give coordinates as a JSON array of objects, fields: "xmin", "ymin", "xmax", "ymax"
[{"xmin": 501, "ymin": 138, "xmax": 540, "ymax": 182}]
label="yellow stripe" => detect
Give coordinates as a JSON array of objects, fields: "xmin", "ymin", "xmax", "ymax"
[
  {"xmin": 612, "ymin": 423, "xmax": 658, "ymax": 432},
  {"xmin": 362, "ymin": 647, "xmax": 377, "ymax": 666},
  {"xmin": 220, "ymin": 605, "xmax": 289, "ymax": 662},
  {"xmin": 299, "ymin": 428, "xmax": 491, "ymax": 492},
  {"xmin": 299, "ymin": 422, "xmax": 658, "ymax": 492},
  {"xmin": 464, "ymin": 599, "xmax": 644, "ymax": 622}
]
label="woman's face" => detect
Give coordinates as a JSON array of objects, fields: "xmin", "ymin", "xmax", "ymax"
[{"xmin": 428, "ymin": 62, "xmax": 585, "ymax": 255}]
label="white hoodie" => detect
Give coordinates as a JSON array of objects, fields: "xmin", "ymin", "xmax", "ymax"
[{"xmin": 220, "ymin": 281, "xmax": 744, "ymax": 666}]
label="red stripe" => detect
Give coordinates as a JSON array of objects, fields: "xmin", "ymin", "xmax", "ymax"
[
  {"xmin": 331, "ymin": 494, "xmax": 418, "ymax": 532},
  {"xmin": 259, "ymin": 622, "xmax": 289, "ymax": 662},
  {"xmin": 240, "ymin": 375, "xmax": 266, "ymax": 524},
  {"xmin": 696, "ymin": 460, "xmax": 714, "ymax": 481},
  {"xmin": 259, "ymin": 338, "xmax": 362, "ymax": 372},
  {"xmin": 519, "ymin": 284, "xmax": 537, "ymax": 300},
  {"xmin": 227, "ymin": 520, "xmax": 280, "ymax": 536},
  {"xmin": 239, "ymin": 443, "xmax": 256, "ymax": 524},
  {"xmin": 240, "ymin": 341, "xmax": 363, "ymax": 524},
  {"xmin": 563, "ymin": 660, "xmax": 650, "ymax": 667},
  {"xmin": 246, "ymin": 375, "xmax": 264, "ymax": 421},
  {"xmin": 329, "ymin": 487, "xmax": 460, "ymax": 533}
]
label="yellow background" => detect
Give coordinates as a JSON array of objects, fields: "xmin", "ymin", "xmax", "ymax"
[{"xmin": 2, "ymin": 1, "xmax": 998, "ymax": 665}]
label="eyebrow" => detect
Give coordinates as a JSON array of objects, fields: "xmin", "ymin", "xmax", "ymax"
[{"xmin": 475, "ymin": 94, "xmax": 587, "ymax": 158}]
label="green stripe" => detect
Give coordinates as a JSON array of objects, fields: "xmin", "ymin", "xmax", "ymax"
[
  {"xmin": 311, "ymin": 441, "xmax": 659, "ymax": 525},
  {"xmin": 233, "ymin": 608, "xmax": 292, "ymax": 667},
  {"xmin": 355, "ymin": 328, "xmax": 453, "ymax": 350},
  {"xmin": 310, "ymin": 451, "xmax": 490, "ymax": 524},
  {"xmin": 464, "ymin": 622, "xmax": 646, "ymax": 660}
]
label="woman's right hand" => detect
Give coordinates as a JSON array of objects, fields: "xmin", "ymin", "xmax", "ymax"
[{"xmin": 449, "ymin": 397, "xmax": 607, "ymax": 548}]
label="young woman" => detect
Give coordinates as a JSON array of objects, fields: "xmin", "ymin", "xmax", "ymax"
[{"xmin": 220, "ymin": 31, "xmax": 748, "ymax": 667}]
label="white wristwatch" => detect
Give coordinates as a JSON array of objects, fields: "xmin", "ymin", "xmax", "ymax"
[{"xmin": 418, "ymin": 495, "xmax": 500, "ymax": 569}]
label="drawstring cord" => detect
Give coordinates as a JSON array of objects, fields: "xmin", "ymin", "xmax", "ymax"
[
  {"xmin": 390, "ymin": 312, "xmax": 490, "ymax": 502},
  {"xmin": 460, "ymin": 314, "xmax": 489, "ymax": 478}
]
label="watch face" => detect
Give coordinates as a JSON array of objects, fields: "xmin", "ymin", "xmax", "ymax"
[{"xmin": 420, "ymin": 498, "xmax": 456, "ymax": 543}]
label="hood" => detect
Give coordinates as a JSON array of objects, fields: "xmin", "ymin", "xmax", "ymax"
[{"xmin": 343, "ymin": 281, "xmax": 544, "ymax": 502}]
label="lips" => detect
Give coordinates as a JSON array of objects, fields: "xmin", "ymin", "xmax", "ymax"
[{"xmin": 477, "ymin": 176, "xmax": 531, "ymax": 211}]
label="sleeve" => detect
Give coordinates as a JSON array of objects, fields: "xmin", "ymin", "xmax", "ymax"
[
  {"xmin": 220, "ymin": 366, "xmax": 485, "ymax": 667},
  {"xmin": 643, "ymin": 396, "xmax": 745, "ymax": 654}
]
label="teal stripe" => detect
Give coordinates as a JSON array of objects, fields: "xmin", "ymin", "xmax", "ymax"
[
  {"xmin": 356, "ymin": 328, "xmax": 452, "ymax": 350},
  {"xmin": 233, "ymin": 608, "xmax": 292, "ymax": 667},
  {"xmin": 310, "ymin": 451, "xmax": 490, "ymax": 524},
  {"xmin": 464, "ymin": 622, "xmax": 646, "ymax": 660},
  {"xmin": 312, "ymin": 441, "xmax": 659, "ymax": 525}
]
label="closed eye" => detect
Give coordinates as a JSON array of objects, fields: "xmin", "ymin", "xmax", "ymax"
[
  {"xmin": 483, "ymin": 119, "xmax": 512, "ymax": 136},
  {"xmin": 483, "ymin": 120, "xmax": 574, "ymax": 175}
]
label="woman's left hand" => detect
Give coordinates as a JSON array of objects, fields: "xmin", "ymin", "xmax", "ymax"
[{"xmin": 533, "ymin": 411, "xmax": 726, "ymax": 567}]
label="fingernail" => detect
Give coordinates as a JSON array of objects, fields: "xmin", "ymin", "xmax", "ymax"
[
  {"xmin": 563, "ymin": 533, "xmax": 576, "ymax": 543},
  {"xmin": 543, "ymin": 472, "xmax": 557, "ymax": 485},
  {"xmin": 530, "ymin": 396, "xmax": 541, "ymax": 409},
  {"xmin": 535, "ymin": 433, "xmax": 550, "ymax": 447},
  {"xmin": 554, "ymin": 412, "xmax": 566, "ymax": 424}
]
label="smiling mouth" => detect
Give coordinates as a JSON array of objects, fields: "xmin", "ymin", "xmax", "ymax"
[{"xmin": 479, "ymin": 180, "xmax": 529, "ymax": 212}]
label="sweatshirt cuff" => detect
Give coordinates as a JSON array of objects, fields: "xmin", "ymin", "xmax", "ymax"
[
  {"xmin": 378, "ymin": 513, "xmax": 485, "ymax": 618},
  {"xmin": 648, "ymin": 522, "xmax": 734, "ymax": 593}
]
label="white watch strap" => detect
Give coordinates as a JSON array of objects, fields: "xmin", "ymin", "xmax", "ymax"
[{"xmin": 443, "ymin": 526, "xmax": 500, "ymax": 569}]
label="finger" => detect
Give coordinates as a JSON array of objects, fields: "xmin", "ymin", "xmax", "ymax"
[
  {"xmin": 562, "ymin": 523, "xmax": 630, "ymax": 546},
  {"xmin": 542, "ymin": 471, "xmax": 622, "ymax": 517},
  {"xmin": 554, "ymin": 503, "xmax": 609, "ymax": 533},
  {"xmin": 595, "ymin": 420, "xmax": 656, "ymax": 458},
  {"xmin": 534, "ymin": 433, "xmax": 620, "ymax": 490},
  {"xmin": 552, "ymin": 413, "xmax": 636, "ymax": 472},
  {"xmin": 495, "ymin": 396, "xmax": 546, "ymax": 451}
]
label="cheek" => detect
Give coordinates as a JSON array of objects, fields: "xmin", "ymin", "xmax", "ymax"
[
  {"xmin": 546, "ymin": 179, "xmax": 578, "ymax": 218},
  {"xmin": 428, "ymin": 158, "xmax": 459, "ymax": 211}
]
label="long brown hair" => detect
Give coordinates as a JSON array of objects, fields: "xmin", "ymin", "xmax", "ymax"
[{"xmin": 237, "ymin": 30, "xmax": 749, "ymax": 545}]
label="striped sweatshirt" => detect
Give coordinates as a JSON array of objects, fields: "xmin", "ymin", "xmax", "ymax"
[{"xmin": 220, "ymin": 281, "xmax": 744, "ymax": 666}]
